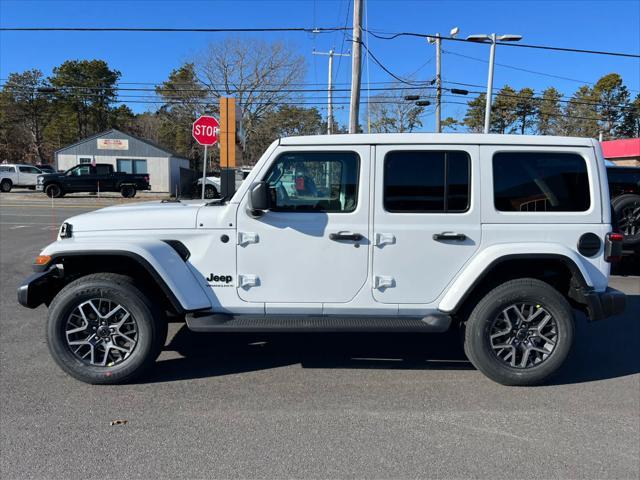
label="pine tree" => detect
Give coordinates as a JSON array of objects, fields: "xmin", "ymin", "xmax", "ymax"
[
  {"xmin": 463, "ymin": 93, "xmax": 486, "ymax": 133},
  {"xmin": 617, "ymin": 94, "xmax": 640, "ymax": 138},
  {"xmin": 536, "ymin": 87, "xmax": 563, "ymax": 135},
  {"xmin": 512, "ymin": 88, "xmax": 537, "ymax": 135}
]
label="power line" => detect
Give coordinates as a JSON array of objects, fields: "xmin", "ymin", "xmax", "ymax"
[
  {"xmin": 0, "ymin": 26, "xmax": 350, "ymax": 33},
  {"xmin": 364, "ymin": 29, "xmax": 640, "ymax": 58}
]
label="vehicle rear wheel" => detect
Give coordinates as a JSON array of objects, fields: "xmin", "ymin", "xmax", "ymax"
[
  {"xmin": 613, "ymin": 194, "xmax": 640, "ymax": 247},
  {"xmin": 0, "ymin": 179, "xmax": 12, "ymax": 192},
  {"xmin": 204, "ymin": 184, "xmax": 219, "ymax": 199},
  {"xmin": 121, "ymin": 185, "xmax": 136, "ymax": 198},
  {"xmin": 44, "ymin": 183, "xmax": 63, "ymax": 198},
  {"xmin": 46, "ymin": 273, "xmax": 167, "ymax": 384},
  {"xmin": 463, "ymin": 278, "xmax": 574, "ymax": 386}
]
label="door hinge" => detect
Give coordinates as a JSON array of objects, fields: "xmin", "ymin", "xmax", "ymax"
[
  {"xmin": 374, "ymin": 275, "xmax": 395, "ymax": 290},
  {"xmin": 238, "ymin": 274, "xmax": 259, "ymax": 289},
  {"xmin": 238, "ymin": 231, "xmax": 259, "ymax": 246},
  {"xmin": 374, "ymin": 233, "xmax": 396, "ymax": 247}
]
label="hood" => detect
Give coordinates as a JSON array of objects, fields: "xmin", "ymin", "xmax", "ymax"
[{"xmin": 66, "ymin": 200, "xmax": 206, "ymax": 232}]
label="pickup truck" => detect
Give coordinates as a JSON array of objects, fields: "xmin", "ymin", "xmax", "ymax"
[
  {"xmin": 37, "ymin": 163, "xmax": 151, "ymax": 198},
  {"xmin": 0, "ymin": 163, "xmax": 43, "ymax": 192}
]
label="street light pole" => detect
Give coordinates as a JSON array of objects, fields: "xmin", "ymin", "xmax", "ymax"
[
  {"xmin": 484, "ymin": 33, "xmax": 497, "ymax": 134},
  {"xmin": 467, "ymin": 33, "xmax": 523, "ymax": 134}
]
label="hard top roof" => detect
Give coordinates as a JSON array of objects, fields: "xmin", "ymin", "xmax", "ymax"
[{"xmin": 279, "ymin": 133, "xmax": 594, "ymax": 147}]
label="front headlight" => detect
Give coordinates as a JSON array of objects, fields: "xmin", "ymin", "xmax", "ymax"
[{"xmin": 37, "ymin": 176, "xmax": 44, "ymax": 184}]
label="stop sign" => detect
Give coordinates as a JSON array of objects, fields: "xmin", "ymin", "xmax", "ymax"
[{"xmin": 192, "ymin": 115, "xmax": 219, "ymax": 145}]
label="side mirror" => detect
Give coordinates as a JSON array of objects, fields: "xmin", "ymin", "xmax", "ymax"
[{"xmin": 248, "ymin": 181, "xmax": 270, "ymax": 215}]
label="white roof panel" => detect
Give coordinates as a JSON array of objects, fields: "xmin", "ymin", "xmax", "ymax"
[{"xmin": 279, "ymin": 133, "xmax": 594, "ymax": 147}]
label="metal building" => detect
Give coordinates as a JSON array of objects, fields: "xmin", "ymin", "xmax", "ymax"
[{"xmin": 55, "ymin": 129, "xmax": 191, "ymax": 193}]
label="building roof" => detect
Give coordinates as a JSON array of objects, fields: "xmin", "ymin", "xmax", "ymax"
[
  {"xmin": 600, "ymin": 138, "xmax": 640, "ymax": 159},
  {"xmin": 55, "ymin": 128, "xmax": 189, "ymax": 160},
  {"xmin": 280, "ymin": 133, "xmax": 595, "ymax": 147}
]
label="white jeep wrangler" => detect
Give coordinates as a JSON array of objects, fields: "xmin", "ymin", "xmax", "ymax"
[{"xmin": 18, "ymin": 134, "xmax": 627, "ymax": 386}]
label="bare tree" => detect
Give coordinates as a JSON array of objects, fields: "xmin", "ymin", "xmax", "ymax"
[
  {"xmin": 195, "ymin": 37, "xmax": 306, "ymax": 160},
  {"xmin": 367, "ymin": 86, "xmax": 427, "ymax": 133}
]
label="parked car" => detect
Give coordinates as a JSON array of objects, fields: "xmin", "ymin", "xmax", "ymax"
[
  {"xmin": 606, "ymin": 165, "xmax": 640, "ymax": 253},
  {"xmin": 194, "ymin": 167, "xmax": 252, "ymax": 199},
  {"xmin": 37, "ymin": 163, "xmax": 151, "ymax": 198},
  {"xmin": 0, "ymin": 163, "xmax": 43, "ymax": 192},
  {"xmin": 18, "ymin": 134, "xmax": 626, "ymax": 386}
]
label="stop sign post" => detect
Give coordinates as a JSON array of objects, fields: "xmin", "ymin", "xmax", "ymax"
[{"xmin": 192, "ymin": 116, "xmax": 220, "ymax": 199}]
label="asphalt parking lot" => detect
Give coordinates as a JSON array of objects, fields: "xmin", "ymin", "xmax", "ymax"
[{"xmin": 1, "ymin": 193, "xmax": 639, "ymax": 479}]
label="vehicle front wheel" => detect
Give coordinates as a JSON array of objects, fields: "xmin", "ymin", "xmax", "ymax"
[
  {"xmin": 204, "ymin": 184, "xmax": 219, "ymax": 199},
  {"xmin": 463, "ymin": 278, "xmax": 574, "ymax": 386},
  {"xmin": 45, "ymin": 183, "xmax": 63, "ymax": 198},
  {"xmin": 120, "ymin": 185, "xmax": 136, "ymax": 198},
  {"xmin": 46, "ymin": 273, "xmax": 167, "ymax": 384},
  {"xmin": 0, "ymin": 179, "xmax": 12, "ymax": 192}
]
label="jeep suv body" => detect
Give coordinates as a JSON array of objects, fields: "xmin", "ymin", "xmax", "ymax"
[{"xmin": 18, "ymin": 134, "xmax": 627, "ymax": 386}]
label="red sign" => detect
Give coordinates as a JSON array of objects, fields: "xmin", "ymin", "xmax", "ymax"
[{"xmin": 192, "ymin": 115, "xmax": 220, "ymax": 146}]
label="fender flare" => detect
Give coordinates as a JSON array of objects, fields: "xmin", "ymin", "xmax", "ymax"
[
  {"xmin": 438, "ymin": 244, "xmax": 598, "ymax": 313},
  {"xmin": 36, "ymin": 240, "xmax": 212, "ymax": 313}
]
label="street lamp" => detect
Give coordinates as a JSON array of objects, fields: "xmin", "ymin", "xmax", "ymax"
[
  {"xmin": 427, "ymin": 26, "xmax": 460, "ymax": 133},
  {"xmin": 467, "ymin": 33, "xmax": 523, "ymax": 133}
]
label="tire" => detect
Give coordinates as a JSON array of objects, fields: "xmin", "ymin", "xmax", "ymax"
[
  {"xmin": 46, "ymin": 273, "xmax": 167, "ymax": 385},
  {"xmin": 120, "ymin": 184, "xmax": 136, "ymax": 198},
  {"xmin": 464, "ymin": 278, "xmax": 574, "ymax": 386},
  {"xmin": 45, "ymin": 183, "xmax": 63, "ymax": 198},
  {"xmin": 0, "ymin": 179, "xmax": 12, "ymax": 192},
  {"xmin": 612, "ymin": 194, "xmax": 640, "ymax": 247},
  {"xmin": 204, "ymin": 184, "xmax": 219, "ymax": 200}
]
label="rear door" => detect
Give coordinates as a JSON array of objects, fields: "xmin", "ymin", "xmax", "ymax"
[
  {"xmin": 372, "ymin": 145, "xmax": 481, "ymax": 304},
  {"xmin": 18, "ymin": 166, "xmax": 41, "ymax": 186}
]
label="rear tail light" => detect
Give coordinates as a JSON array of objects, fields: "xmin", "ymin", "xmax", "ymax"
[{"xmin": 604, "ymin": 232, "xmax": 624, "ymax": 262}]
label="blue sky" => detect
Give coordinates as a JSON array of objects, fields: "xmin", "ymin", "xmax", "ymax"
[{"xmin": 1, "ymin": 0, "xmax": 639, "ymax": 131}]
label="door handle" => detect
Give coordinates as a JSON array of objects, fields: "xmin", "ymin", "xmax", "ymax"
[
  {"xmin": 329, "ymin": 232, "xmax": 363, "ymax": 242},
  {"xmin": 433, "ymin": 232, "xmax": 467, "ymax": 241}
]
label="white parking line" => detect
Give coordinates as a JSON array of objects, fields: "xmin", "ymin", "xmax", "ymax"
[{"xmin": 9, "ymin": 225, "xmax": 28, "ymax": 230}]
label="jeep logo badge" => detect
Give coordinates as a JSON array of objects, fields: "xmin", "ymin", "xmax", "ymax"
[{"xmin": 207, "ymin": 274, "xmax": 233, "ymax": 287}]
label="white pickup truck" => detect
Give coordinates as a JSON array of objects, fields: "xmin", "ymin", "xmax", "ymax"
[{"xmin": 0, "ymin": 163, "xmax": 43, "ymax": 192}]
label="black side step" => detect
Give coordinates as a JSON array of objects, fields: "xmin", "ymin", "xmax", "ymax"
[{"xmin": 185, "ymin": 313, "xmax": 451, "ymax": 333}]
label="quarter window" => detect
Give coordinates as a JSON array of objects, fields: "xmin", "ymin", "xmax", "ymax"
[
  {"xmin": 383, "ymin": 151, "xmax": 470, "ymax": 212},
  {"xmin": 493, "ymin": 152, "xmax": 590, "ymax": 212},
  {"xmin": 264, "ymin": 151, "xmax": 359, "ymax": 212}
]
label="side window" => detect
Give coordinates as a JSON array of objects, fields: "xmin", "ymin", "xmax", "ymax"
[
  {"xmin": 19, "ymin": 166, "xmax": 39, "ymax": 173},
  {"xmin": 493, "ymin": 152, "xmax": 590, "ymax": 212},
  {"xmin": 95, "ymin": 165, "xmax": 111, "ymax": 175},
  {"xmin": 0, "ymin": 165, "xmax": 15, "ymax": 172},
  {"xmin": 74, "ymin": 166, "xmax": 91, "ymax": 176},
  {"xmin": 264, "ymin": 151, "xmax": 359, "ymax": 213},
  {"xmin": 383, "ymin": 150, "xmax": 470, "ymax": 213}
]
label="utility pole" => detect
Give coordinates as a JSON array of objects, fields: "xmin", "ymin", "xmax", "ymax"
[
  {"xmin": 349, "ymin": 0, "xmax": 363, "ymax": 133},
  {"xmin": 314, "ymin": 49, "xmax": 350, "ymax": 134},
  {"xmin": 429, "ymin": 28, "xmax": 458, "ymax": 133},
  {"xmin": 435, "ymin": 33, "xmax": 442, "ymax": 133}
]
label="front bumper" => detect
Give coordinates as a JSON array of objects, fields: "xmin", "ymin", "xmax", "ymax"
[
  {"xmin": 582, "ymin": 287, "xmax": 626, "ymax": 321},
  {"xmin": 17, "ymin": 267, "xmax": 61, "ymax": 309},
  {"xmin": 36, "ymin": 185, "xmax": 44, "ymax": 191}
]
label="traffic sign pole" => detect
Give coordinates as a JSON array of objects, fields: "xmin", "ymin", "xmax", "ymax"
[{"xmin": 201, "ymin": 144, "xmax": 208, "ymax": 200}]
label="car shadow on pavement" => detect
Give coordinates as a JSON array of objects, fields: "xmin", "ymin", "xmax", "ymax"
[
  {"xmin": 551, "ymin": 294, "xmax": 640, "ymax": 385},
  {"xmin": 143, "ymin": 328, "xmax": 471, "ymax": 384},
  {"xmin": 143, "ymin": 295, "xmax": 639, "ymax": 385}
]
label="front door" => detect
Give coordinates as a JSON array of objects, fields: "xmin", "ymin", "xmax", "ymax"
[
  {"xmin": 18, "ymin": 166, "xmax": 41, "ymax": 186},
  {"xmin": 236, "ymin": 147, "xmax": 370, "ymax": 304},
  {"xmin": 372, "ymin": 145, "xmax": 481, "ymax": 304}
]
